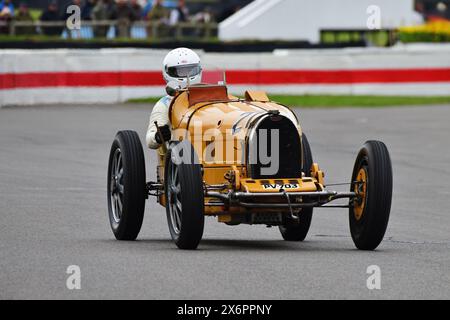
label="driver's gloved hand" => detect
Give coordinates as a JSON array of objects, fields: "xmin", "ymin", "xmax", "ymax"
[{"xmin": 155, "ymin": 125, "xmax": 171, "ymax": 144}]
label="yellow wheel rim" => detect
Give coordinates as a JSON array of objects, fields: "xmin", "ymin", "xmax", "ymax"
[{"xmin": 353, "ymin": 167, "xmax": 367, "ymax": 221}]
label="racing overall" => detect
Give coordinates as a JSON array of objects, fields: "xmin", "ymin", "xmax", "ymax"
[{"xmin": 146, "ymin": 95, "xmax": 173, "ymax": 149}]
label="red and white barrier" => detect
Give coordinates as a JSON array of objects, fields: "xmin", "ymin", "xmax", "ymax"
[{"xmin": 1, "ymin": 45, "xmax": 450, "ymax": 106}]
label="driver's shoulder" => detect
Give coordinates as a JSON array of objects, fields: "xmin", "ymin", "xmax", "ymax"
[{"xmin": 156, "ymin": 95, "xmax": 173, "ymax": 108}]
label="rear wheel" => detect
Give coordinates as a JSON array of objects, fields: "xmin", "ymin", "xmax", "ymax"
[
  {"xmin": 350, "ymin": 140, "xmax": 393, "ymax": 250},
  {"xmin": 107, "ymin": 130, "xmax": 146, "ymax": 240},
  {"xmin": 165, "ymin": 141, "xmax": 204, "ymax": 249},
  {"xmin": 279, "ymin": 133, "xmax": 314, "ymax": 241}
]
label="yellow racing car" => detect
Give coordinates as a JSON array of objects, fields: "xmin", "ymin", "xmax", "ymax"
[{"xmin": 107, "ymin": 77, "xmax": 393, "ymax": 250}]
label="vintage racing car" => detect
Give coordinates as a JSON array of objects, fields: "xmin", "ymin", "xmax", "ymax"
[{"xmin": 107, "ymin": 76, "xmax": 393, "ymax": 250}]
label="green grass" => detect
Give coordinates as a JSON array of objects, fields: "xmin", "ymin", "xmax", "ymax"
[
  {"xmin": 128, "ymin": 97, "xmax": 161, "ymax": 104},
  {"xmin": 268, "ymin": 95, "xmax": 450, "ymax": 107},
  {"xmin": 128, "ymin": 95, "xmax": 450, "ymax": 108}
]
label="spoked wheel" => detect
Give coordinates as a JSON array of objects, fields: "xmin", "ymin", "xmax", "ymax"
[
  {"xmin": 107, "ymin": 130, "xmax": 146, "ymax": 240},
  {"xmin": 110, "ymin": 148, "xmax": 124, "ymax": 224},
  {"xmin": 279, "ymin": 133, "xmax": 314, "ymax": 241},
  {"xmin": 165, "ymin": 141, "xmax": 204, "ymax": 250},
  {"xmin": 350, "ymin": 140, "xmax": 393, "ymax": 250},
  {"xmin": 166, "ymin": 162, "xmax": 182, "ymax": 235}
]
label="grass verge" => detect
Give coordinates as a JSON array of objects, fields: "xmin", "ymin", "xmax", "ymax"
[{"xmin": 128, "ymin": 95, "xmax": 450, "ymax": 108}]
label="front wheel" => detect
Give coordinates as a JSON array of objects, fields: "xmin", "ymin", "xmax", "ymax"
[
  {"xmin": 350, "ymin": 140, "xmax": 393, "ymax": 250},
  {"xmin": 107, "ymin": 130, "xmax": 146, "ymax": 240},
  {"xmin": 164, "ymin": 141, "xmax": 204, "ymax": 249}
]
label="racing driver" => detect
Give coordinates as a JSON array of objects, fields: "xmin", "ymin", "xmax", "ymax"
[{"xmin": 146, "ymin": 47, "xmax": 202, "ymax": 149}]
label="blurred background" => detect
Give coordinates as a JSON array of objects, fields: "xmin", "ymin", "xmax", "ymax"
[
  {"xmin": 0, "ymin": 0, "xmax": 448, "ymax": 46},
  {"xmin": 0, "ymin": 0, "xmax": 449, "ymax": 106}
]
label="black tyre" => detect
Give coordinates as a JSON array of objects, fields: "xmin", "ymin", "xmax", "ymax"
[
  {"xmin": 165, "ymin": 141, "xmax": 204, "ymax": 249},
  {"xmin": 279, "ymin": 133, "xmax": 314, "ymax": 241},
  {"xmin": 107, "ymin": 130, "xmax": 146, "ymax": 240},
  {"xmin": 350, "ymin": 140, "xmax": 392, "ymax": 250}
]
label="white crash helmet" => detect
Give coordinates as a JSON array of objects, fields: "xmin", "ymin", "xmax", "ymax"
[{"xmin": 162, "ymin": 48, "xmax": 202, "ymax": 89}]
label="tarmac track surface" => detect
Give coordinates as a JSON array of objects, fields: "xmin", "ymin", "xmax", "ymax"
[{"xmin": 0, "ymin": 104, "xmax": 449, "ymax": 299}]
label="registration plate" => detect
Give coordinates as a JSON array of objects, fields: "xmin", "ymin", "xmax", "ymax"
[{"xmin": 262, "ymin": 183, "xmax": 299, "ymax": 190}]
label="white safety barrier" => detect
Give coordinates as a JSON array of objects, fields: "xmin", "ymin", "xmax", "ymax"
[
  {"xmin": 1, "ymin": 44, "xmax": 450, "ymax": 106},
  {"xmin": 219, "ymin": 0, "xmax": 422, "ymax": 42}
]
